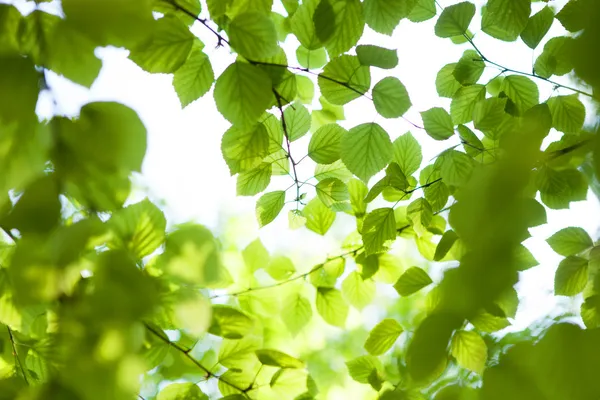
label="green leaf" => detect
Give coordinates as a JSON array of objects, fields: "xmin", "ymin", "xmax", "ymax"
[
  {"xmin": 342, "ymin": 271, "xmax": 375, "ymax": 309},
  {"xmin": 228, "ymin": 12, "xmax": 278, "ymax": 59},
  {"xmin": 256, "ymin": 349, "xmax": 304, "ymax": 368},
  {"xmin": 457, "ymin": 125, "xmax": 484, "ymax": 158},
  {"xmin": 348, "ymin": 178, "xmax": 368, "ymax": 217},
  {"xmin": 434, "ymin": 230, "xmax": 458, "ymax": 261},
  {"xmin": 314, "ymin": 160, "xmax": 353, "ymax": 182},
  {"xmin": 265, "ymin": 255, "xmax": 295, "ymax": 280},
  {"xmin": 421, "ymin": 167, "xmax": 449, "ymax": 212},
  {"xmin": 409, "ymin": 0, "xmax": 436, "ymax": 22},
  {"xmin": 556, "ymin": 0, "xmax": 588, "ymax": 32},
  {"xmin": 547, "ymin": 95, "xmax": 586, "ymax": 134},
  {"xmin": 393, "ymin": 132, "xmax": 422, "ymax": 177},
  {"xmin": 154, "ymin": 0, "xmax": 202, "ymax": 25},
  {"xmin": 473, "ymin": 97, "xmax": 508, "ymax": 135},
  {"xmin": 0, "ymin": 5, "xmax": 22, "ymax": 55},
  {"xmin": 282, "ymin": 293, "xmax": 312, "ymax": 335},
  {"xmin": 310, "ymin": 258, "xmax": 345, "ymax": 288},
  {"xmin": 236, "ymin": 163, "xmax": 272, "ymax": 196},
  {"xmin": 520, "ymin": 6, "xmax": 554, "ymax": 49},
  {"xmin": 363, "ymin": 0, "xmax": 417, "ymax": 35},
  {"xmin": 500, "ymin": 75, "xmax": 539, "ymax": 115},
  {"xmin": 547, "ymin": 227, "xmax": 593, "ymax": 257},
  {"xmin": 362, "ymin": 208, "xmax": 396, "ymax": 255},
  {"xmin": 107, "ymin": 199, "xmax": 166, "ymax": 259},
  {"xmin": 481, "ymin": 0, "xmax": 531, "ymax": 42},
  {"xmin": 256, "ymin": 191, "xmax": 285, "ymax": 227},
  {"xmin": 364, "ymin": 319, "xmax": 403, "ymax": 356},
  {"xmin": 319, "ymin": 0, "xmax": 364, "ymax": 57},
  {"xmin": 308, "ymin": 123, "xmax": 346, "ymax": 164},
  {"xmin": 453, "ymin": 50, "xmax": 485, "ymax": 86},
  {"xmin": 264, "ymin": 149, "xmax": 289, "ymax": 176},
  {"xmin": 316, "ymin": 178, "xmax": 350, "ymax": 211},
  {"xmin": 356, "ymin": 45, "xmax": 398, "ymax": 69},
  {"xmin": 316, "ymin": 288, "xmax": 348, "ymax": 327},
  {"xmin": 296, "ymin": 75, "xmax": 315, "ymax": 104},
  {"xmin": 394, "ymin": 267, "xmax": 433, "ymax": 296},
  {"xmin": 450, "ymin": 84, "xmax": 486, "ymax": 124},
  {"xmin": 451, "ymin": 330, "xmax": 487, "ymax": 375},
  {"xmin": 242, "ymin": 238, "xmax": 270, "ymax": 272},
  {"xmin": 435, "ymin": 150, "xmax": 474, "ymax": 187},
  {"xmin": 173, "ymin": 49, "xmax": 214, "ymax": 108},
  {"xmin": 346, "ymin": 355, "xmax": 382, "ymax": 383},
  {"xmin": 221, "ymin": 124, "xmax": 270, "ymax": 174},
  {"xmin": 554, "ymin": 256, "xmax": 589, "ymax": 296},
  {"xmin": 304, "ymin": 197, "xmax": 336, "ymax": 235},
  {"xmin": 319, "ymin": 55, "xmax": 370, "ymax": 105},
  {"xmin": 284, "ymin": 102, "xmax": 311, "ymax": 141},
  {"xmin": 436, "ymin": 63, "xmax": 462, "ymax": 98},
  {"xmin": 128, "ymin": 16, "xmax": 194, "ymax": 73},
  {"xmin": 434, "ymin": 1, "xmax": 475, "ymax": 38},
  {"xmin": 373, "ymin": 77, "xmax": 412, "ymax": 118},
  {"xmin": 209, "ymin": 305, "xmax": 254, "ymax": 339},
  {"xmin": 341, "ymin": 123, "xmax": 393, "ymax": 182},
  {"xmin": 534, "ymin": 36, "xmax": 575, "ymax": 78},
  {"xmin": 536, "ymin": 167, "xmax": 588, "ymax": 209},
  {"xmin": 296, "ymin": 45, "xmax": 328, "ymax": 70},
  {"xmin": 157, "ymin": 383, "xmax": 207, "ymax": 400},
  {"xmin": 290, "ymin": 0, "xmax": 323, "ymax": 50},
  {"xmin": 214, "ymin": 62, "xmax": 273, "ymax": 127},
  {"xmin": 421, "ymin": 107, "xmax": 455, "ymax": 140}
]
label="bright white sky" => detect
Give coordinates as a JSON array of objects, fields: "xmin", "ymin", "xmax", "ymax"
[{"xmin": 12, "ymin": 0, "xmax": 600, "ymax": 344}]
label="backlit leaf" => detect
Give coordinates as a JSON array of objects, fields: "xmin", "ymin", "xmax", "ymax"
[
  {"xmin": 364, "ymin": 319, "xmax": 403, "ymax": 356},
  {"xmin": 394, "ymin": 267, "xmax": 433, "ymax": 296}
]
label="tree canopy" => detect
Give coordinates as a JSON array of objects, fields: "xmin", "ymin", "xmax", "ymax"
[{"xmin": 0, "ymin": 0, "xmax": 600, "ymax": 399}]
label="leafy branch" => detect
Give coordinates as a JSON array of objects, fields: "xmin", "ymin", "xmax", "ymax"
[{"xmin": 144, "ymin": 323, "xmax": 251, "ymax": 397}]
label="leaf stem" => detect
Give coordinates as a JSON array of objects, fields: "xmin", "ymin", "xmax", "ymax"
[{"xmin": 7, "ymin": 326, "xmax": 28, "ymax": 385}]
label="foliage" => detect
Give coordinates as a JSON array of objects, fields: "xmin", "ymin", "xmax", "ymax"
[{"xmin": 0, "ymin": 0, "xmax": 599, "ymax": 399}]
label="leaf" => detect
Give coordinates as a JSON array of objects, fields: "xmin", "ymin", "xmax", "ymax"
[
  {"xmin": 473, "ymin": 97, "xmax": 508, "ymax": 135},
  {"xmin": 303, "ymin": 197, "xmax": 336, "ymax": 235},
  {"xmin": 107, "ymin": 199, "xmax": 166, "ymax": 259},
  {"xmin": 236, "ymin": 163, "xmax": 272, "ymax": 196},
  {"xmin": 547, "ymin": 95, "xmax": 586, "ymax": 134},
  {"xmin": 314, "ymin": 160, "xmax": 353, "ymax": 182},
  {"xmin": 457, "ymin": 125, "xmax": 484, "ymax": 157},
  {"xmin": 173, "ymin": 49, "xmax": 214, "ymax": 108},
  {"xmin": 434, "ymin": 1, "xmax": 475, "ymax": 38},
  {"xmin": 554, "ymin": 256, "xmax": 588, "ymax": 296},
  {"xmin": 534, "ymin": 36, "xmax": 575, "ymax": 78},
  {"xmin": 296, "ymin": 75, "xmax": 315, "ymax": 104},
  {"xmin": 481, "ymin": 0, "xmax": 531, "ymax": 42},
  {"xmin": 435, "ymin": 150, "xmax": 474, "ymax": 187},
  {"xmin": 362, "ymin": 208, "xmax": 396, "ymax": 255},
  {"xmin": 341, "ymin": 123, "xmax": 393, "ymax": 182},
  {"xmin": 316, "ymin": 288, "xmax": 348, "ymax": 327},
  {"xmin": 256, "ymin": 191, "xmax": 285, "ymax": 227},
  {"xmin": 451, "ymin": 330, "xmax": 487, "ymax": 375},
  {"xmin": 547, "ymin": 227, "xmax": 593, "ymax": 257},
  {"xmin": 421, "ymin": 107, "xmax": 454, "ymax": 140},
  {"xmin": 436, "ymin": 63, "xmax": 462, "ymax": 98},
  {"xmin": 346, "ymin": 355, "xmax": 382, "ymax": 383},
  {"xmin": 265, "ymin": 255, "xmax": 295, "ymax": 281},
  {"xmin": 434, "ymin": 230, "xmax": 458, "ymax": 261},
  {"xmin": 282, "ymin": 293, "xmax": 312, "ymax": 335},
  {"xmin": 319, "ymin": 55, "xmax": 370, "ymax": 105},
  {"xmin": 536, "ymin": 167, "xmax": 588, "ymax": 210},
  {"xmin": 319, "ymin": 0, "xmax": 364, "ymax": 57},
  {"xmin": 209, "ymin": 305, "xmax": 254, "ymax": 339},
  {"xmin": 393, "ymin": 132, "xmax": 422, "ymax": 177},
  {"xmin": 283, "ymin": 102, "xmax": 311, "ymax": 141},
  {"xmin": 214, "ymin": 62, "xmax": 273, "ymax": 127},
  {"xmin": 421, "ymin": 167, "xmax": 449, "ymax": 212},
  {"xmin": 308, "ymin": 123, "xmax": 346, "ymax": 164},
  {"xmin": 129, "ymin": 16, "xmax": 194, "ymax": 73},
  {"xmin": 363, "ymin": 0, "xmax": 417, "ymax": 35},
  {"xmin": 450, "ymin": 84, "xmax": 486, "ymax": 124},
  {"xmin": 356, "ymin": 45, "xmax": 398, "ymax": 69},
  {"xmin": 290, "ymin": 0, "xmax": 323, "ymax": 50},
  {"xmin": 453, "ymin": 50, "xmax": 485, "ymax": 86},
  {"xmin": 222, "ymin": 124, "xmax": 270, "ymax": 174},
  {"xmin": 310, "ymin": 258, "xmax": 345, "ymax": 288},
  {"xmin": 556, "ymin": 0, "xmax": 588, "ymax": 32},
  {"xmin": 341, "ymin": 271, "xmax": 375, "ymax": 310},
  {"xmin": 256, "ymin": 349, "xmax": 304, "ymax": 368},
  {"xmin": 373, "ymin": 77, "xmax": 412, "ymax": 118},
  {"xmin": 218, "ymin": 335, "xmax": 261, "ymax": 369},
  {"xmin": 348, "ymin": 178, "xmax": 368, "ymax": 218},
  {"xmin": 154, "ymin": 0, "xmax": 202, "ymax": 25},
  {"xmin": 296, "ymin": 45, "xmax": 328, "ymax": 70},
  {"xmin": 409, "ymin": 0, "xmax": 436, "ymax": 22},
  {"xmin": 228, "ymin": 12, "xmax": 278, "ymax": 59},
  {"xmin": 394, "ymin": 267, "xmax": 433, "ymax": 296},
  {"xmin": 157, "ymin": 383, "xmax": 207, "ymax": 400},
  {"xmin": 364, "ymin": 319, "xmax": 403, "ymax": 356},
  {"xmin": 520, "ymin": 6, "xmax": 554, "ymax": 49},
  {"xmin": 316, "ymin": 178, "xmax": 350, "ymax": 211},
  {"xmin": 500, "ymin": 75, "xmax": 539, "ymax": 115}
]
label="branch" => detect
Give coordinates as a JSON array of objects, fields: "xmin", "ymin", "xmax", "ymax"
[
  {"xmin": 144, "ymin": 323, "xmax": 249, "ymax": 397},
  {"xmin": 168, "ymin": 1, "xmax": 230, "ymax": 48},
  {"xmin": 211, "ymin": 248, "xmax": 363, "ymax": 299},
  {"xmin": 7, "ymin": 326, "xmax": 28, "ymax": 385}
]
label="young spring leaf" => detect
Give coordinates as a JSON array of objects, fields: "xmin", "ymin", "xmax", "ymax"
[
  {"xmin": 283, "ymin": 102, "xmax": 311, "ymax": 141},
  {"xmin": 303, "ymin": 197, "xmax": 336, "ymax": 235},
  {"xmin": 356, "ymin": 45, "xmax": 398, "ymax": 69},
  {"xmin": 481, "ymin": 0, "xmax": 531, "ymax": 42},
  {"xmin": 434, "ymin": 1, "xmax": 475, "ymax": 38},
  {"xmin": 236, "ymin": 163, "xmax": 272, "ymax": 196},
  {"xmin": 547, "ymin": 227, "xmax": 593, "ymax": 256},
  {"xmin": 450, "ymin": 84, "xmax": 486, "ymax": 124},
  {"xmin": 209, "ymin": 305, "xmax": 254, "ymax": 339},
  {"xmin": 308, "ymin": 123, "xmax": 346, "ymax": 164},
  {"xmin": 547, "ymin": 94, "xmax": 586, "ymax": 134},
  {"xmin": 436, "ymin": 63, "xmax": 462, "ymax": 98},
  {"xmin": 363, "ymin": 0, "xmax": 416, "ymax": 35},
  {"xmin": 372, "ymin": 77, "xmax": 412, "ymax": 118},
  {"xmin": 341, "ymin": 123, "xmax": 393, "ymax": 182},
  {"xmin": 316, "ymin": 178, "xmax": 350, "ymax": 211},
  {"xmin": 173, "ymin": 48, "xmax": 214, "ymax": 108},
  {"xmin": 256, "ymin": 349, "xmax": 304, "ymax": 369},
  {"xmin": 346, "ymin": 355, "xmax": 383, "ymax": 383},
  {"xmin": 501, "ymin": 75, "xmax": 539, "ymax": 115},
  {"xmin": 341, "ymin": 271, "xmax": 375, "ymax": 310},
  {"xmin": 520, "ymin": 6, "xmax": 554, "ymax": 49},
  {"xmin": 451, "ymin": 330, "xmax": 487, "ymax": 375},
  {"xmin": 392, "ymin": 132, "xmax": 422, "ymax": 177},
  {"xmin": 282, "ymin": 293, "xmax": 313, "ymax": 335},
  {"xmin": 157, "ymin": 383, "xmax": 207, "ymax": 400},
  {"xmin": 434, "ymin": 230, "xmax": 458, "ymax": 261},
  {"xmin": 364, "ymin": 319, "xmax": 403, "ymax": 356},
  {"xmin": 554, "ymin": 256, "xmax": 589, "ymax": 296},
  {"xmin": 394, "ymin": 267, "xmax": 433, "ymax": 296},
  {"xmin": 316, "ymin": 287, "xmax": 348, "ymax": 327},
  {"xmin": 362, "ymin": 208, "xmax": 396, "ymax": 255},
  {"xmin": 265, "ymin": 255, "xmax": 295, "ymax": 280},
  {"xmin": 319, "ymin": 55, "xmax": 371, "ymax": 105},
  {"xmin": 228, "ymin": 12, "xmax": 278, "ymax": 59},
  {"xmin": 421, "ymin": 107, "xmax": 454, "ymax": 140},
  {"xmin": 453, "ymin": 50, "xmax": 485, "ymax": 86},
  {"xmin": 256, "ymin": 191, "xmax": 286, "ymax": 227}
]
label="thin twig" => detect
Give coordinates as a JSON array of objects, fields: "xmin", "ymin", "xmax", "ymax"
[{"xmin": 7, "ymin": 326, "xmax": 28, "ymax": 385}]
